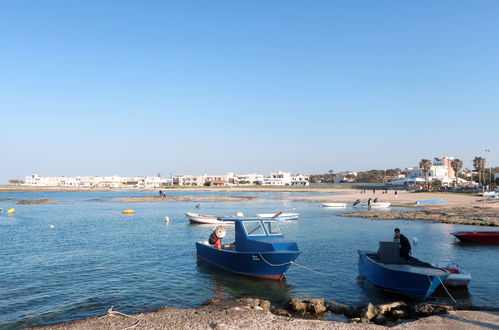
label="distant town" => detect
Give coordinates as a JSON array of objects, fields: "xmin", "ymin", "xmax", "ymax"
[{"xmin": 10, "ymin": 156, "xmax": 499, "ymax": 188}]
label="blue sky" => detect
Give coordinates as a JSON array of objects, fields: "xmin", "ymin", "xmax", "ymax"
[{"xmin": 0, "ymin": 1, "xmax": 498, "ymax": 183}]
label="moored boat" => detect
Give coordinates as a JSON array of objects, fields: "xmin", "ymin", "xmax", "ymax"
[
  {"xmin": 256, "ymin": 212, "xmax": 299, "ymax": 221},
  {"xmin": 196, "ymin": 217, "xmax": 301, "ymax": 280},
  {"xmin": 450, "ymin": 231, "xmax": 499, "ymax": 244},
  {"xmin": 358, "ymin": 241, "xmax": 449, "ymax": 300},
  {"xmin": 434, "ymin": 262, "xmax": 472, "ymax": 287},
  {"xmin": 356, "ymin": 202, "xmax": 391, "ymax": 208},
  {"xmin": 321, "ymin": 202, "xmax": 347, "ymax": 208},
  {"xmin": 185, "ymin": 212, "xmax": 239, "ymax": 225}
]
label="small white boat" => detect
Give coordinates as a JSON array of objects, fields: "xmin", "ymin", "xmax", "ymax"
[
  {"xmin": 355, "ymin": 202, "xmax": 391, "ymax": 208},
  {"xmin": 322, "ymin": 203, "xmax": 347, "ymax": 208},
  {"xmin": 185, "ymin": 212, "xmax": 238, "ymax": 225},
  {"xmin": 434, "ymin": 262, "xmax": 472, "ymax": 287},
  {"xmin": 256, "ymin": 212, "xmax": 299, "ymax": 221}
]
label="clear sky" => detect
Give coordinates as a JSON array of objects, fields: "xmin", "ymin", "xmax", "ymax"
[{"xmin": 1, "ymin": 1, "xmax": 498, "ymax": 183}]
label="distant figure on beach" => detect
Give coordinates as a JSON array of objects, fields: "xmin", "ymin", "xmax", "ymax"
[
  {"xmin": 373, "ymin": 189, "xmax": 375, "ymax": 194},
  {"xmin": 367, "ymin": 198, "xmax": 372, "ymax": 208},
  {"xmin": 373, "ymin": 198, "xmax": 378, "ymax": 203},
  {"xmin": 159, "ymin": 190, "xmax": 163, "ymax": 196},
  {"xmin": 395, "ymin": 191, "xmax": 398, "ymax": 197},
  {"xmin": 353, "ymin": 199, "xmax": 361, "ymax": 206},
  {"xmin": 394, "ymin": 228, "xmax": 412, "ymax": 260}
]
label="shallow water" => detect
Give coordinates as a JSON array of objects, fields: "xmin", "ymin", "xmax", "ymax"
[{"xmin": 1, "ymin": 191, "xmax": 498, "ymax": 328}]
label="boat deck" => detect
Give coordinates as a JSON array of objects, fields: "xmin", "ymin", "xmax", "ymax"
[{"xmin": 365, "ymin": 253, "xmax": 447, "ymax": 276}]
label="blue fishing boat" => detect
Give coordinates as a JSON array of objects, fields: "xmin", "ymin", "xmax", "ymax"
[
  {"xmin": 195, "ymin": 217, "xmax": 301, "ymax": 280},
  {"xmin": 358, "ymin": 241, "xmax": 449, "ymax": 300}
]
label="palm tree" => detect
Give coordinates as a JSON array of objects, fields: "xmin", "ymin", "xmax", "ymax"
[
  {"xmin": 473, "ymin": 156, "xmax": 486, "ymax": 185},
  {"xmin": 451, "ymin": 159, "xmax": 463, "ymax": 186},
  {"xmin": 419, "ymin": 159, "xmax": 432, "ymax": 190}
]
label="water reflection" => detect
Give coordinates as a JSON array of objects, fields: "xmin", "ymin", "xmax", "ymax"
[{"xmin": 196, "ymin": 259, "xmax": 293, "ymax": 305}]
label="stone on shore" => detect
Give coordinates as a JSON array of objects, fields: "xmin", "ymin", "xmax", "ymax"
[
  {"xmin": 361, "ymin": 303, "xmax": 379, "ymax": 321},
  {"xmin": 325, "ymin": 300, "xmax": 349, "ymax": 314},
  {"xmin": 286, "ymin": 298, "xmax": 327, "ymax": 315},
  {"xmin": 409, "ymin": 303, "xmax": 453, "ymax": 317}
]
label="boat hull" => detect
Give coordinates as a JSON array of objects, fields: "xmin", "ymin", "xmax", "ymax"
[
  {"xmin": 196, "ymin": 242, "xmax": 300, "ymax": 280},
  {"xmin": 356, "ymin": 202, "xmax": 391, "ymax": 208},
  {"xmin": 358, "ymin": 251, "xmax": 448, "ymax": 300},
  {"xmin": 256, "ymin": 213, "xmax": 299, "ymax": 221},
  {"xmin": 185, "ymin": 212, "xmax": 234, "ymax": 225},
  {"xmin": 322, "ymin": 203, "xmax": 347, "ymax": 208},
  {"xmin": 451, "ymin": 231, "xmax": 499, "ymax": 244}
]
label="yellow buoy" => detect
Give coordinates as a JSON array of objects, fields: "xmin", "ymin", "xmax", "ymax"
[
  {"xmin": 122, "ymin": 209, "xmax": 135, "ymax": 214},
  {"xmin": 7, "ymin": 208, "xmax": 16, "ymax": 214}
]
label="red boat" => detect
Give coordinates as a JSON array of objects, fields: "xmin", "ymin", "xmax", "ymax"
[{"xmin": 451, "ymin": 231, "xmax": 499, "ymax": 244}]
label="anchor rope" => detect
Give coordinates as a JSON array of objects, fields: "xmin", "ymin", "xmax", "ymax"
[
  {"xmin": 257, "ymin": 252, "xmax": 354, "ymax": 285},
  {"xmin": 99, "ymin": 306, "xmax": 141, "ymax": 329}
]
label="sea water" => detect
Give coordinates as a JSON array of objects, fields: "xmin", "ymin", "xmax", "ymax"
[{"xmin": 1, "ymin": 190, "xmax": 498, "ymax": 328}]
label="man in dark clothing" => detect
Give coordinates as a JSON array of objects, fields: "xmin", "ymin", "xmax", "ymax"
[{"xmin": 394, "ymin": 228, "xmax": 412, "ymax": 260}]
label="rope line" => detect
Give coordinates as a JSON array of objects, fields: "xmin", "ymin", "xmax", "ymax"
[
  {"xmin": 257, "ymin": 252, "xmax": 354, "ymax": 285},
  {"xmin": 99, "ymin": 306, "xmax": 141, "ymax": 330},
  {"xmin": 437, "ymin": 275, "xmax": 457, "ymax": 303}
]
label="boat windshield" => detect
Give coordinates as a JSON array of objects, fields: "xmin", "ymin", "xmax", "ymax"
[
  {"xmin": 243, "ymin": 221, "xmax": 266, "ymax": 236},
  {"xmin": 263, "ymin": 221, "xmax": 282, "ymax": 235}
]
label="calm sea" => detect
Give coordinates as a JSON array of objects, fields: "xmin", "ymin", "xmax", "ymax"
[{"xmin": 1, "ymin": 190, "xmax": 498, "ymax": 328}]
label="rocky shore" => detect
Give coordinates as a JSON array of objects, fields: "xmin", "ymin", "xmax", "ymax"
[
  {"xmin": 33, "ymin": 298, "xmax": 499, "ymax": 329},
  {"xmin": 341, "ymin": 207, "xmax": 499, "ymax": 227}
]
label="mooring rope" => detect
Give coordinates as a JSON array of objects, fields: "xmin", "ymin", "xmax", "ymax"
[
  {"xmin": 257, "ymin": 252, "xmax": 354, "ymax": 285},
  {"xmin": 99, "ymin": 306, "xmax": 141, "ymax": 329},
  {"xmin": 428, "ymin": 275, "xmax": 457, "ymax": 304}
]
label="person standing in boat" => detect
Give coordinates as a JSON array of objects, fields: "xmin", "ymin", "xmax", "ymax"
[{"xmin": 394, "ymin": 228, "xmax": 412, "ymax": 260}]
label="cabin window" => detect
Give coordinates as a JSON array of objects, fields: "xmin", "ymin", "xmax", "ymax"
[
  {"xmin": 263, "ymin": 221, "xmax": 282, "ymax": 235},
  {"xmin": 243, "ymin": 221, "xmax": 266, "ymax": 236}
]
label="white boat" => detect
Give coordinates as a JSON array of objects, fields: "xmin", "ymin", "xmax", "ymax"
[
  {"xmin": 355, "ymin": 202, "xmax": 391, "ymax": 208},
  {"xmin": 481, "ymin": 191, "xmax": 499, "ymax": 197},
  {"xmin": 434, "ymin": 262, "xmax": 472, "ymax": 287},
  {"xmin": 256, "ymin": 212, "xmax": 299, "ymax": 221},
  {"xmin": 185, "ymin": 212, "xmax": 237, "ymax": 225},
  {"xmin": 321, "ymin": 202, "xmax": 347, "ymax": 208}
]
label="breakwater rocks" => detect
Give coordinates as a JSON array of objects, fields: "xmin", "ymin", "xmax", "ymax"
[
  {"xmin": 16, "ymin": 199, "xmax": 59, "ymax": 204},
  {"xmin": 284, "ymin": 298, "xmax": 453, "ymax": 325},
  {"xmin": 112, "ymin": 195, "xmax": 259, "ymax": 203},
  {"xmin": 341, "ymin": 207, "xmax": 499, "ymax": 227}
]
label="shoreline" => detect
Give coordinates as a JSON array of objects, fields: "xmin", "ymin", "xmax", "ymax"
[{"xmin": 31, "ymin": 298, "xmax": 499, "ymax": 330}]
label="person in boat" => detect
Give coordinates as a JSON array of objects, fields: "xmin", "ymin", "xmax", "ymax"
[
  {"xmin": 209, "ymin": 226, "xmax": 224, "ymax": 250},
  {"xmin": 394, "ymin": 228, "xmax": 412, "ymax": 260}
]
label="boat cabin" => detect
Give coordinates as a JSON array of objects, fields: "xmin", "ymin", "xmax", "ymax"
[
  {"xmin": 221, "ymin": 218, "xmax": 299, "ymax": 253},
  {"xmin": 372, "ymin": 241, "xmax": 432, "ymax": 267}
]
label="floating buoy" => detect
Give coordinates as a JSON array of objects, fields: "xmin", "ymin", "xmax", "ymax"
[
  {"xmin": 164, "ymin": 216, "xmax": 170, "ymax": 224},
  {"xmin": 122, "ymin": 209, "xmax": 135, "ymax": 214},
  {"xmin": 413, "ymin": 237, "xmax": 418, "ymax": 244},
  {"xmin": 50, "ymin": 224, "xmax": 55, "ymax": 229},
  {"xmin": 7, "ymin": 208, "xmax": 15, "ymax": 214}
]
